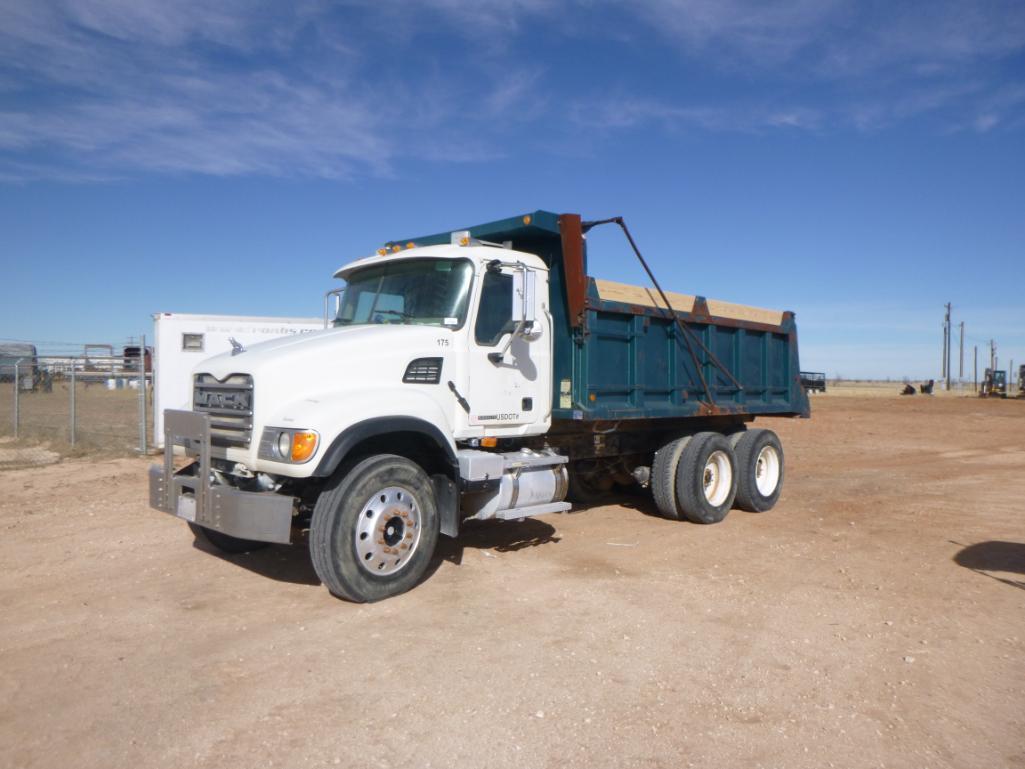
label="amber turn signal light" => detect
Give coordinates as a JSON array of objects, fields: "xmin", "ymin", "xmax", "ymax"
[{"xmin": 290, "ymin": 432, "xmax": 318, "ymax": 462}]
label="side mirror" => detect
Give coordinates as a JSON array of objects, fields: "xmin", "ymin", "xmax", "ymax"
[{"xmin": 512, "ymin": 269, "xmax": 536, "ymax": 326}]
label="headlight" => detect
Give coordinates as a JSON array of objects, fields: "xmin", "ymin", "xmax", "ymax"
[
  {"xmin": 276, "ymin": 432, "xmax": 292, "ymax": 458},
  {"xmin": 259, "ymin": 428, "xmax": 319, "ymax": 464}
]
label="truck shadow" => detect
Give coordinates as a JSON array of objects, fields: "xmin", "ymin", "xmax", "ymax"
[
  {"xmin": 191, "ymin": 536, "xmax": 321, "ymax": 586},
  {"xmin": 952, "ymin": 540, "xmax": 1025, "ymax": 591},
  {"xmin": 598, "ymin": 490, "xmax": 662, "ymax": 519},
  {"xmin": 434, "ymin": 518, "xmax": 561, "ymax": 566},
  {"xmin": 192, "ymin": 519, "xmax": 562, "ymax": 586}
]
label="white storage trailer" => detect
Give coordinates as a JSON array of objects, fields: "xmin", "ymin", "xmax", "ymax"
[{"xmin": 152, "ymin": 313, "xmax": 322, "ymax": 447}]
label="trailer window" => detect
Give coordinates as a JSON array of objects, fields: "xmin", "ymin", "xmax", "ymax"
[
  {"xmin": 475, "ymin": 271, "xmax": 513, "ymax": 346},
  {"xmin": 335, "ymin": 258, "xmax": 473, "ymax": 328},
  {"xmin": 182, "ymin": 333, "xmax": 204, "ymax": 352}
]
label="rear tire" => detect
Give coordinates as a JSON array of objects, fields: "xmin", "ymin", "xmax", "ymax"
[
  {"xmin": 651, "ymin": 436, "xmax": 690, "ymax": 520},
  {"xmin": 188, "ymin": 522, "xmax": 269, "ymax": 554},
  {"xmin": 309, "ymin": 454, "xmax": 440, "ymax": 603},
  {"xmin": 732, "ymin": 429, "xmax": 784, "ymax": 512},
  {"xmin": 675, "ymin": 432, "xmax": 737, "ymax": 524}
]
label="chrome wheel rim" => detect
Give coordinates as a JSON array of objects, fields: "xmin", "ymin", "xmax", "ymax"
[
  {"xmin": 754, "ymin": 445, "xmax": 781, "ymax": 496},
  {"xmin": 354, "ymin": 486, "xmax": 422, "ymax": 576},
  {"xmin": 702, "ymin": 450, "xmax": 732, "ymax": 507}
]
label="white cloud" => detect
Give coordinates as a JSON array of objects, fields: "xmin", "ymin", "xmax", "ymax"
[
  {"xmin": 572, "ymin": 94, "xmax": 822, "ymax": 134},
  {"xmin": 632, "ymin": 0, "xmax": 1025, "ymax": 75},
  {"xmin": 1, "ymin": 0, "xmax": 1022, "ymax": 181}
]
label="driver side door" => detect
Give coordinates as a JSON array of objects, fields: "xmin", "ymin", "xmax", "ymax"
[{"xmin": 464, "ymin": 266, "xmax": 550, "ymax": 436}]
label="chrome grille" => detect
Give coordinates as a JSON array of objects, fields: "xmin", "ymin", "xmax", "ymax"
[{"xmin": 193, "ymin": 373, "xmax": 253, "ymax": 449}]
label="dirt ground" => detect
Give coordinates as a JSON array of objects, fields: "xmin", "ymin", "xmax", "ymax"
[{"xmin": 1, "ymin": 396, "xmax": 1023, "ymax": 769}]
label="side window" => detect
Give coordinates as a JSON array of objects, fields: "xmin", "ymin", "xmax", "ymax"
[
  {"xmin": 474, "ymin": 271, "xmax": 513, "ymax": 346},
  {"xmin": 182, "ymin": 333, "xmax": 204, "ymax": 352}
]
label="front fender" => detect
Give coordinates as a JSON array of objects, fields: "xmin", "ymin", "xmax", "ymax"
[
  {"xmin": 311, "ymin": 415, "xmax": 457, "ymax": 478},
  {"xmin": 259, "ymin": 387, "xmax": 456, "ymax": 478}
]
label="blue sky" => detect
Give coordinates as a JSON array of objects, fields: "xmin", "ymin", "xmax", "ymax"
[{"xmin": 1, "ymin": 0, "xmax": 1023, "ymax": 378}]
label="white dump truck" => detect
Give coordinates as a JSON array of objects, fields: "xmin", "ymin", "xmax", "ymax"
[{"xmin": 150, "ymin": 211, "xmax": 809, "ymax": 602}]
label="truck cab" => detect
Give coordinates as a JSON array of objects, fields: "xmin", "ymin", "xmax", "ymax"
[{"xmin": 182, "ymin": 238, "xmax": 554, "ymax": 477}]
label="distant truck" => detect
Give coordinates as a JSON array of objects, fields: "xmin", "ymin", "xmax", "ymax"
[
  {"xmin": 0, "ymin": 343, "xmax": 38, "ymax": 390},
  {"xmin": 980, "ymin": 369, "xmax": 1007, "ymax": 398},
  {"xmin": 800, "ymin": 371, "xmax": 826, "ymax": 393},
  {"xmin": 149, "ymin": 211, "xmax": 810, "ymax": 602}
]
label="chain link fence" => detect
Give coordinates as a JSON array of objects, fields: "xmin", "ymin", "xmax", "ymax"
[{"xmin": 0, "ymin": 346, "xmax": 152, "ymax": 471}]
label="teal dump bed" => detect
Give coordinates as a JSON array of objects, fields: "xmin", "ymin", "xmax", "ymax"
[{"xmin": 389, "ymin": 210, "xmax": 810, "ymax": 422}]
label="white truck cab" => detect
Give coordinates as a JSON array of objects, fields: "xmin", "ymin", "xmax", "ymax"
[
  {"xmin": 191, "ymin": 241, "xmax": 554, "ymax": 476},
  {"xmin": 151, "ymin": 235, "xmax": 570, "ymax": 602}
]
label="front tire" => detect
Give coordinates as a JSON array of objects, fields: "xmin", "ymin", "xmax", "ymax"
[
  {"xmin": 732, "ymin": 429, "xmax": 784, "ymax": 512},
  {"xmin": 675, "ymin": 432, "xmax": 738, "ymax": 524},
  {"xmin": 309, "ymin": 454, "xmax": 440, "ymax": 602}
]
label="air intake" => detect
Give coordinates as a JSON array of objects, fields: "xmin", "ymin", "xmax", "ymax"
[{"xmin": 403, "ymin": 357, "xmax": 443, "ymax": 384}]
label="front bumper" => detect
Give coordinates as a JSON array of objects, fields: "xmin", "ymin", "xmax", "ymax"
[{"xmin": 149, "ymin": 409, "xmax": 294, "ymax": 544}]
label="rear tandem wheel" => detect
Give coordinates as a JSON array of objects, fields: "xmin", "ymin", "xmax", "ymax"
[
  {"xmin": 730, "ymin": 428, "xmax": 784, "ymax": 513},
  {"xmin": 674, "ymin": 432, "xmax": 738, "ymax": 524}
]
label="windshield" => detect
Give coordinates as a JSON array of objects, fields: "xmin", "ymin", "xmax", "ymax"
[{"xmin": 334, "ymin": 258, "xmax": 474, "ymax": 328}]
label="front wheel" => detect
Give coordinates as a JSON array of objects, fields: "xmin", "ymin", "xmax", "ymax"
[{"xmin": 309, "ymin": 454, "xmax": 440, "ymax": 602}]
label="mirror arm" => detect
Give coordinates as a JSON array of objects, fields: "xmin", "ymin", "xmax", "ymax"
[
  {"xmin": 323, "ymin": 287, "xmax": 344, "ymax": 328},
  {"xmin": 489, "ymin": 319, "xmax": 533, "ymax": 365}
]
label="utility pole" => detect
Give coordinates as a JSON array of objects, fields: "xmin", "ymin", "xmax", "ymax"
[
  {"xmin": 1011, "ymin": 359, "xmax": 1015, "ymax": 395},
  {"xmin": 958, "ymin": 321, "xmax": 964, "ymax": 379},
  {"xmin": 990, "ymin": 339, "xmax": 996, "ymax": 372},
  {"xmin": 941, "ymin": 317, "xmax": 947, "ymax": 379},
  {"xmin": 943, "ymin": 303, "xmax": 952, "ymax": 390},
  {"xmin": 974, "ymin": 345, "xmax": 978, "ymax": 392}
]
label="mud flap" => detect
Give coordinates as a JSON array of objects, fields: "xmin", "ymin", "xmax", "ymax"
[{"xmin": 431, "ymin": 474, "xmax": 459, "ymax": 538}]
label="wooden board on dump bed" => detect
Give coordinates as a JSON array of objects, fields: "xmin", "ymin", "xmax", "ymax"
[{"xmin": 594, "ymin": 279, "xmax": 785, "ymax": 327}]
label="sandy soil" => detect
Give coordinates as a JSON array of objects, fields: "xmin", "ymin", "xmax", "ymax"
[{"xmin": 1, "ymin": 396, "xmax": 1023, "ymax": 769}]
